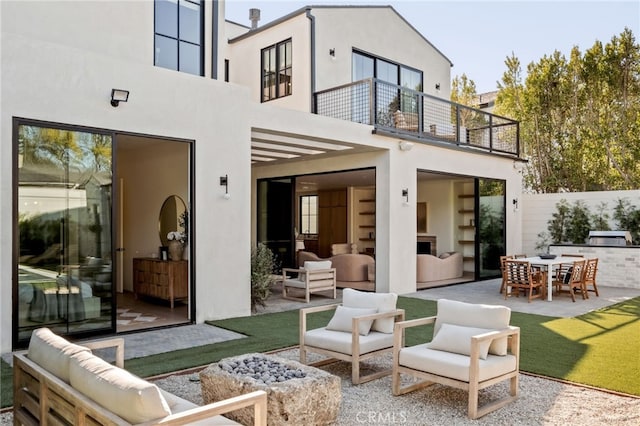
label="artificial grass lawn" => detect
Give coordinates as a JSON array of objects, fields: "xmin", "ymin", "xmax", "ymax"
[{"xmin": 2, "ymin": 296, "xmax": 638, "ymax": 408}]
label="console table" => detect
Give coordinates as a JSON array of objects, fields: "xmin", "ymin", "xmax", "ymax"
[{"xmin": 132, "ymin": 258, "xmax": 188, "ymax": 308}]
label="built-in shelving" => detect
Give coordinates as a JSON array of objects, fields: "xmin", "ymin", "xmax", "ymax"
[
  {"xmin": 354, "ymin": 188, "xmax": 376, "ymax": 255},
  {"xmin": 455, "ymin": 182, "xmax": 476, "ymax": 273}
]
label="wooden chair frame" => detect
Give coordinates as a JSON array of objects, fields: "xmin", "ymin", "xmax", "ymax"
[
  {"xmin": 282, "ymin": 267, "xmax": 336, "ymax": 303},
  {"xmin": 504, "ymin": 260, "xmax": 547, "ymax": 302},
  {"xmin": 299, "ymin": 303, "xmax": 405, "ymax": 384},
  {"xmin": 499, "ymin": 255, "xmax": 514, "ymax": 294},
  {"xmin": 13, "ymin": 337, "xmax": 268, "ymax": 425},
  {"xmin": 553, "ymin": 259, "xmax": 587, "ymax": 302},
  {"xmin": 582, "ymin": 258, "xmax": 599, "ymax": 298},
  {"xmin": 392, "ymin": 316, "xmax": 520, "ymax": 419}
]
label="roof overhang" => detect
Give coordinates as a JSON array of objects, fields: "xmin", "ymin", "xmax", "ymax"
[{"xmin": 251, "ymin": 128, "xmax": 379, "ymax": 165}]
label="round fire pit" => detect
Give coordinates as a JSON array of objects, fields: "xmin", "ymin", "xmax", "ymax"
[{"xmin": 200, "ymin": 353, "xmax": 341, "ymax": 425}]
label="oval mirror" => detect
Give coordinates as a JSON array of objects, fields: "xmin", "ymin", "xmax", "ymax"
[{"xmin": 159, "ymin": 195, "xmax": 187, "ymax": 246}]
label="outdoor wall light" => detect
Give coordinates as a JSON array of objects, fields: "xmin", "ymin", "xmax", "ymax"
[
  {"xmin": 398, "ymin": 141, "xmax": 414, "ymax": 151},
  {"xmin": 402, "ymin": 188, "xmax": 409, "ymax": 203},
  {"xmin": 110, "ymin": 89, "xmax": 129, "ymax": 107},
  {"xmin": 220, "ymin": 175, "xmax": 230, "ymax": 199},
  {"xmin": 329, "ymin": 48, "xmax": 336, "ymax": 57},
  {"xmin": 435, "ymin": 83, "xmax": 441, "ymax": 90},
  {"xmin": 513, "ymin": 198, "xmax": 519, "ymax": 211}
]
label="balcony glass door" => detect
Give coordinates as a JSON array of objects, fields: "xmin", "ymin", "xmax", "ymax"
[{"xmin": 16, "ymin": 122, "xmax": 114, "ymax": 345}]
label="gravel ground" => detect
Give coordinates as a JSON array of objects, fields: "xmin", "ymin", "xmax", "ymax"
[{"xmin": 3, "ymin": 349, "xmax": 638, "ymax": 425}]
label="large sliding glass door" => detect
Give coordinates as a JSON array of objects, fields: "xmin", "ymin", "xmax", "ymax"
[
  {"xmin": 476, "ymin": 178, "xmax": 506, "ymax": 279},
  {"xmin": 16, "ymin": 121, "xmax": 114, "ymax": 345},
  {"xmin": 257, "ymin": 178, "xmax": 294, "ymax": 270}
]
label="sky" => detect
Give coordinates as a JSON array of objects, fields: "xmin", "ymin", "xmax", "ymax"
[{"xmin": 224, "ymin": 0, "xmax": 640, "ymax": 94}]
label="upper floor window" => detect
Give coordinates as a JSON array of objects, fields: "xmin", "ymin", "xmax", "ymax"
[
  {"xmin": 154, "ymin": 0, "xmax": 203, "ymax": 76},
  {"xmin": 352, "ymin": 51, "xmax": 422, "ymax": 90},
  {"xmin": 353, "ymin": 51, "xmax": 423, "ymax": 113},
  {"xmin": 262, "ymin": 39, "xmax": 292, "ymax": 102}
]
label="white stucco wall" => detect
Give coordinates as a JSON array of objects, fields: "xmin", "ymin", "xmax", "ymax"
[
  {"xmin": 228, "ymin": 13, "xmax": 312, "ymax": 111},
  {"xmin": 312, "ymin": 7, "xmax": 452, "ymax": 98},
  {"xmin": 228, "ymin": 6, "xmax": 453, "ymax": 114},
  {"xmin": 1, "ymin": 0, "xmax": 252, "ymax": 352}
]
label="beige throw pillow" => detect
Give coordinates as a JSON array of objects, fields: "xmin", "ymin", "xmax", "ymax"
[
  {"xmin": 426, "ymin": 323, "xmax": 493, "ymax": 360},
  {"xmin": 342, "ymin": 288, "xmax": 397, "ymax": 333},
  {"xmin": 326, "ymin": 305, "xmax": 378, "ymax": 336}
]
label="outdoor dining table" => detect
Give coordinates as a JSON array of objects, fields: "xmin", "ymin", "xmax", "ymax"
[{"xmin": 518, "ymin": 255, "xmax": 585, "ymax": 301}]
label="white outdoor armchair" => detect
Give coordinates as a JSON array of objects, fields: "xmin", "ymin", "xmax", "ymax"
[
  {"xmin": 392, "ymin": 299, "xmax": 520, "ymax": 419},
  {"xmin": 299, "ymin": 288, "xmax": 405, "ymax": 384},
  {"xmin": 282, "ymin": 260, "xmax": 336, "ymax": 303}
]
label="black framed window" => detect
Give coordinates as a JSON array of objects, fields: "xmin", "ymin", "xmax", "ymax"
[
  {"xmin": 352, "ymin": 50, "xmax": 422, "ymax": 89},
  {"xmin": 300, "ymin": 195, "xmax": 318, "ymax": 234},
  {"xmin": 261, "ymin": 39, "xmax": 292, "ymax": 102},
  {"xmin": 154, "ymin": 0, "xmax": 203, "ymax": 76}
]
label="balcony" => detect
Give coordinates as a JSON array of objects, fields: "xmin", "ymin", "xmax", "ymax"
[{"xmin": 313, "ymin": 78, "xmax": 520, "ymax": 157}]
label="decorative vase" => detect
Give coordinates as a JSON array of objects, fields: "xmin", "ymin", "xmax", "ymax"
[{"xmin": 168, "ymin": 240, "xmax": 184, "ymax": 261}]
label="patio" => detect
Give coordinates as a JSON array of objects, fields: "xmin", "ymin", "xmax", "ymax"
[{"xmin": 2, "ymin": 280, "xmax": 639, "ymax": 425}]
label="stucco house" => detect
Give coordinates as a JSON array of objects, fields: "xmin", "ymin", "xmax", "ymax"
[{"xmin": 0, "ymin": 1, "xmax": 523, "ymax": 351}]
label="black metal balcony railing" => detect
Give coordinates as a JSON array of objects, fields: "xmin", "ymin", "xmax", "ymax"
[{"xmin": 313, "ymin": 78, "xmax": 520, "ymax": 157}]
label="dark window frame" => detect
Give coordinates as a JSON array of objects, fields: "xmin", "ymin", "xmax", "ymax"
[
  {"xmin": 154, "ymin": 0, "xmax": 204, "ymax": 76},
  {"xmin": 352, "ymin": 49, "xmax": 423, "ymax": 90},
  {"xmin": 261, "ymin": 38, "xmax": 292, "ymax": 102},
  {"xmin": 299, "ymin": 194, "xmax": 318, "ymax": 235}
]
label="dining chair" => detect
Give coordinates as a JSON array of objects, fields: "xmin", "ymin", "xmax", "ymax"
[
  {"xmin": 499, "ymin": 255, "xmax": 514, "ymax": 294},
  {"xmin": 552, "ymin": 259, "xmax": 586, "ymax": 302},
  {"xmin": 582, "ymin": 258, "xmax": 599, "ymax": 298},
  {"xmin": 504, "ymin": 259, "xmax": 546, "ymax": 302}
]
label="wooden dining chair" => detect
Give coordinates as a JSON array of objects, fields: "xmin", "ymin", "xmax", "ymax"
[
  {"xmin": 499, "ymin": 255, "xmax": 514, "ymax": 294},
  {"xmin": 582, "ymin": 258, "xmax": 599, "ymax": 298},
  {"xmin": 552, "ymin": 259, "xmax": 586, "ymax": 302},
  {"xmin": 504, "ymin": 260, "xmax": 546, "ymax": 302}
]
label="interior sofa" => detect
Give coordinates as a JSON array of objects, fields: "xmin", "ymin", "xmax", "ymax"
[
  {"xmin": 416, "ymin": 252, "xmax": 463, "ymax": 284},
  {"xmin": 14, "ymin": 327, "xmax": 267, "ymax": 425},
  {"xmin": 298, "ymin": 251, "xmax": 375, "ymax": 291}
]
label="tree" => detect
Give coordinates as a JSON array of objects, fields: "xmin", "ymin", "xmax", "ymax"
[
  {"xmin": 547, "ymin": 199, "xmax": 571, "ymax": 243},
  {"xmin": 494, "ymin": 28, "xmax": 640, "ymax": 193}
]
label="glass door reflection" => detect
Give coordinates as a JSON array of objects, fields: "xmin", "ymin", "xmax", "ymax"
[{"xmin": 17, "ymin": 123, "xmax": 114, "ymax": 345}]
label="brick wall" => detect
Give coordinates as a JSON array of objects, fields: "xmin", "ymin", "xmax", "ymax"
[{"xmin": 549, "ymin": 245, "xmax": 640, "ymax": 289}]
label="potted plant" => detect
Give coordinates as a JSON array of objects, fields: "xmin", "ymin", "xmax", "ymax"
[{"xmin": 250, "ymin": 243, "xmax": 278, "ymax": 312}]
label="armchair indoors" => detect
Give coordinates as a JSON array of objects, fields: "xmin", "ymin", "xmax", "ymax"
[
  {"xmin": 282, "ymin": 260, "xmax": 336, "ymax": 303},
  {"xmin": 392, "ymin": 299, "xmax": 520, "ymax": 420},
  {"xmin": 299, "ymin": 288, "xmax": 404, "ymax": 384}
]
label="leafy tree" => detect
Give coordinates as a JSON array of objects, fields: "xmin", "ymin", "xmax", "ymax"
[
  {"xmin": 493, "ymin": 28, "xmax": 640, "ymax": 193},
  {"xmin": 565, "ymin": 201, "xmax": 591, "ymax": 243},
  {"xmin": 547, "ymin": 199, "xmax": 571, "ymax": 242},
  {"xmin": 590, "ymin": 202, "xmax": 611, "ymax": 231},
  {"xmin": 613, "ymin": 198, "xmax": 640, "ymax": 244}
]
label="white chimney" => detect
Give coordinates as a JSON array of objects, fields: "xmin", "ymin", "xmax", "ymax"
[{"xmin": 249, "ymin": 8, "xmax": 260, "ymax": 30}]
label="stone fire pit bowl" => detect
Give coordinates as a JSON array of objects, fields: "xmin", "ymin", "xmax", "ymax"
[{"xmin": 200, "ymin": 353, "xmax": 341, "ymax": 425}]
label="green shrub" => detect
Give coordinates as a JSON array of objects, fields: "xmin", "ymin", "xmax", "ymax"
[{"xmin": 251, "ymin": 243, "xmax": 278, "ymax": 312}]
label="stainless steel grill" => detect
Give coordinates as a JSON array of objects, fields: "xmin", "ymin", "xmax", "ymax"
[{"xmin": 588, "ymin": 230, "xmax": 631, "ymax": 246}]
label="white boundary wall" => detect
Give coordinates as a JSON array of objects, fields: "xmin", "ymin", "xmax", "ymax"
[
  {"xmin": 521, "ymin": 190, "xmax": 640, "ymax": 255},
  {"xmin": 522, "ymin": 190, "xmax": 640, "ymax": 290}
]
